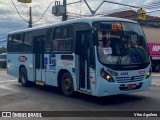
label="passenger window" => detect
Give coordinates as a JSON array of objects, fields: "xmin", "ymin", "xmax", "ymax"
[
  {"xmin": 23, "ymin": 32, "xmax": 32, "ymax": 52},
  {"xmin": 52, "ymin": 26, "xmax": 73, "ymax": 52}
]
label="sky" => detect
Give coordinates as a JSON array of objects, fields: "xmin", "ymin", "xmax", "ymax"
[{"xmin": 0, "ymin": 0, "xmax": 159, "ymax": 47}]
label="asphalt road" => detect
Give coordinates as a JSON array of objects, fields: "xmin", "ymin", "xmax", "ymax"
[{"xmin": 0, "ymin": 70, "xmax": 160, "ymax": 120}]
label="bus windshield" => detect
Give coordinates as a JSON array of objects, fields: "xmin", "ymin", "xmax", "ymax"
[{"xmin": 96, "ymin": 22, "xmax": 149, "ymax": 65}]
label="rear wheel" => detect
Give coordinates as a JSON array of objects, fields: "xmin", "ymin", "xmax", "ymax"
[
  {"xmin": 19, "ymin": 67, "xmax": 30, "ymax": 87},
  {"xmin": 61, "ymin": 72, "xmax": 74, "ymax": 96}
]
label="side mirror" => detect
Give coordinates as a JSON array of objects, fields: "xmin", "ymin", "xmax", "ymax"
[{"xmin": 92, "ymin": 30, "xmax": 98, "ymax": 45}]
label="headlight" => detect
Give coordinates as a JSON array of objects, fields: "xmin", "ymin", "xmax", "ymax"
[
  {"xmin": 101, "ymin": 69, "xmax": 114, "ymax": 82},
  {"xmin": 146, "ymin": 69, "xmax": 151, "ymax": 79}
]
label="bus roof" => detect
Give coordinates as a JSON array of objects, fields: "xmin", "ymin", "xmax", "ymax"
[{"xmin": 8, "ymin": 17, "xmax": 137, "ymax": 34}]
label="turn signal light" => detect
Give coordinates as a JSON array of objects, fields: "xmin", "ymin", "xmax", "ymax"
[{"xmin": 146, "ymin": 69, "xmax": 151, "ymax": 79}]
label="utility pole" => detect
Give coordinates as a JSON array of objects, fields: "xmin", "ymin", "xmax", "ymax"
[
  {"xmin": 62, "ymin": 0, "xmax": 67, "ymax": 21},
  {"xmin": 53, "ymin": 0, "xmax": 81, "ymax": 21},
  {"xmin": 29, "ymin": 7, "xmax": 32, "ymax": 28}
]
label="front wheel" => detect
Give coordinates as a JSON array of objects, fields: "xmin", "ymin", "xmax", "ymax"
[
  {"xmin": 19, "ymin": 67, "xmax": 30, "ymax": 87},
  {"xmin": 61, "ymin": 72, "xmax": 74, "ymax": 97}
]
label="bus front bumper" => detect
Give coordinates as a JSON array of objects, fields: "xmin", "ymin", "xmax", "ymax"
[{"xmin": 95, "ymin": 76, "xmax": 151, "ymax": 97}]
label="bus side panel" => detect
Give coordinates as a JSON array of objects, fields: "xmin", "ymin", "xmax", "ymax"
[
  {"xmin": 7, "ymin": 53, "xmax": 19, "ymax": 78},
  {"xmin": 26, "ymin": 54, "xmax": 34, "ymax": 82},
  {"xmin": 7, "ymin": 54, "xmax": 34, "ymax": 81},
  {"xmin": 44, "ymin": 54, "xmax": 77, "ymax": 91},
  {"xmin": 44, "ymin": 54, "xmax": 58, "ymax": 86},
  {"xmin": 56, "ymin": 54, "xmax": 77, "ymax": 91}
]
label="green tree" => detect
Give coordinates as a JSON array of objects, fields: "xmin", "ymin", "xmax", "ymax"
[{"xmin": 0, "ymin": 47, "xmax": 6, "ymax": 54}]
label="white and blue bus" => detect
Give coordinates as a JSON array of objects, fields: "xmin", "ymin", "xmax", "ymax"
[{"xmin": 7, "ymin": 17, "xmax": 151, "ymax": 96}]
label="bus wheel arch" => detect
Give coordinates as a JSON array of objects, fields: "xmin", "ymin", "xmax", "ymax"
[
  {"xmin": 57, "ymin": 69, "xmax": 74, "ymax": 96},
  {"xmin": 19, "ymin": 65, "xmax": 30, "ymax": 87}
]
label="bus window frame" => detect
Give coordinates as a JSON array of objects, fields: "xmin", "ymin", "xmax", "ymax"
[
  {"xmin": 7, "ymin": 33, "xmax": 24, "ymax": 53},
  {"xmin": 45, "ymin": 28, "xmax": 53, "ymax": 53},
  {"xmin": 51, "ymin": 25, "xmax": 74, "ymax": 54}
]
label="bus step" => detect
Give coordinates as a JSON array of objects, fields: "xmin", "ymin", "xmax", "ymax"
[{"xmin": 36, "ymin": 81, "xmax": 45, "ymax": 86}]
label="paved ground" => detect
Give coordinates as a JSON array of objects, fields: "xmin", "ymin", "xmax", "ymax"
[
  {"xmin": 151, "ymin": 72, "xmax": 160, "ymax": 87},
  {"xmin": 0, "ymin": 70, "xmax": 160, "ymax": 120}
]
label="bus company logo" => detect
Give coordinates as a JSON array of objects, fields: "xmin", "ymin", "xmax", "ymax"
[
  {"xmin": 131, "ymin": 76, "xmax": 135, "ymax": 81},
  {"xmin": 18, "ymin": 56, "xmax": 27, "ymax": 62},
  {"xmin": 139, "ymin": 70, "xmax": 145, "ymax": 74},
  {"xmin": 152, "ymin": 45, "xmax": 160, "ymax": 52}
]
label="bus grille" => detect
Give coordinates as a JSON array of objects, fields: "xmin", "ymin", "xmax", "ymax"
[{"xmin": 115, "ymin": 75, "xmax": 145, "ymax": 83}]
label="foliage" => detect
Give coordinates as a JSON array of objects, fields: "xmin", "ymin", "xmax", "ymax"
[
  {"xmin": 0, "ymin": 61, "xmax": 6, "ymax": 68},
  {"xmin": 0, "ymin": 47, "xmax": 6, "ymax": 54}
]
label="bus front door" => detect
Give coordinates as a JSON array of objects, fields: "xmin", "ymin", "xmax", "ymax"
[
  {"xmin": 33, "ymin": 36, "xmax": 45, "ymax": 82},
  {"xmin": 76, "ymin": 31, "xmax": 91, "ymax": 91}
]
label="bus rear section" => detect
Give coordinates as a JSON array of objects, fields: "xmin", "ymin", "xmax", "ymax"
[{"xmin": 7, "ymin": 33, "xmax": 34, "ymax": 80}]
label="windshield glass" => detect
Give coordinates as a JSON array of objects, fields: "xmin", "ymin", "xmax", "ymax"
[{"xmin": 96, "ymin": 22, "xmax": 149, "ymax": 65}]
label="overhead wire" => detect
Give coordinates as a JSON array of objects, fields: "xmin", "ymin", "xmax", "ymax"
[
  {"xmin": 10, "ymin": 0, "xmax": 29, "ymax": 23},
  {"xmin": 94, "ymin": 0, "xmax": 160, "ymax": 17},
  {"xmin": 1, "ymin": 0, "xmax": 160, "ymax": 45},
  {"xmin": 8, "ymin": 0, "xmax": 160, "ymax": 26},
  {"xmin": 95, "ymin": 0, "xmax": 160, "ymax": 15},
  {"xmin": 10, "ymin": 0, "xmax": 56, "ymax": 25},
  {"xmin": 33, "ymin": 0, "xmax": 82, "ymax": 24},
  {"xmin": 9, "ymin": 0, "xmax": 160, "ymax": 22},
  {"xmin": 32, "ymin": 2, "xmax": 54, "ymax": 24}
]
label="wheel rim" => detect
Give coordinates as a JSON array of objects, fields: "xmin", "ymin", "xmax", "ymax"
[
  {"xmin": 63, "ymin": 75, "xmax": 72, "ymax": 92},
  {"xmin": 21, "ymin": 73, "xmax": 25, "ymax": 84}
]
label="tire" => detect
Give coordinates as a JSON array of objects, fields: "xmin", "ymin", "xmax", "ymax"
[
  {"xmin": 19, "ymin": 67, "xmax": 30, "ymax": 87},
  {"xmin": 61, "ymin": 72, "xmax": 74, "ymax": 97}
]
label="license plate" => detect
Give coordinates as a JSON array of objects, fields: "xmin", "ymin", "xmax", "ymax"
[{"xmin": 127, "ymin": 84, "xmax": 137, "ymax": 89}]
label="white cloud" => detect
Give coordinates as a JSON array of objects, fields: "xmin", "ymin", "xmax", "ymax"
[{"xmin": 0, "ymin": 0, "xmax": 159, "ymax": 47}]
